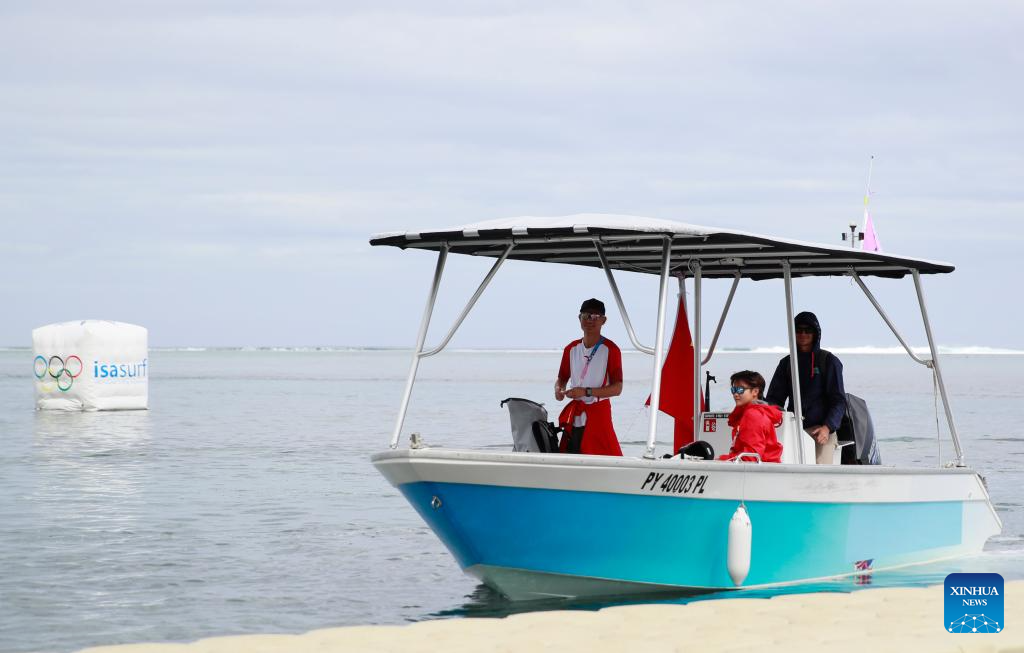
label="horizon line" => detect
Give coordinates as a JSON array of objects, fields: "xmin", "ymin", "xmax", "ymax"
[{"xmin": 2, "ymin": 345, "xmax": 1023, "ymax": 355}]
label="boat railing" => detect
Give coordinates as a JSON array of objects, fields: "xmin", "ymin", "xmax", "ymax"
[
  {"xmin": 643, "ymin": 238, "xmax": 673, "ymax": 458},
  {"xmin": 850, "ymin": 267, "xmax": 963, "ymax": 465},
  {"xmin": 912, "ymin": 269, "xmax": 963, "ymax": 465},
  {"xmin": 390, "ymin": 243, "xmax": 514, "ymax": 448},
  {"xmin": 732, "ymin": 452, "xmax": 762, "ymax": 463},
  {"xmin": 386, "ymin": 229, "xmax": 966, "ymax": 467},
  {"xmin": 701, "ymin": 272, "xmax": 741, "ymax": 366},
  {"xmin": 594, "ymin": 240, "xmax": 654, "ymax": 355},
  {"xmin": 781, "ymin": 261, "xmax": 808, "ymax": 463},
  {"xmin": 850, "ymin": 270, "xmax": 931, "ymax": 367}
]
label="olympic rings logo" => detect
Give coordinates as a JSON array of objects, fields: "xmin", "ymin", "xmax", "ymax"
[{"xmin": 34, "ymin": 354, "xmax": 83, "ymax": 392}]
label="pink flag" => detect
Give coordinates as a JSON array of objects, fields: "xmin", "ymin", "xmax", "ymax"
[{"xmin": 861, "ymin": 210, "xmax": 882, "ymax": 252}]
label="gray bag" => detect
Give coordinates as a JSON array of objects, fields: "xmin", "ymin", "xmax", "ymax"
[
  {"xmin": 500, "ymin": 397, "xmax": 560, "ymax": 452},
  {"xmin": 837, "ymin": 393, "xmax": 881, "ymax": 465}
]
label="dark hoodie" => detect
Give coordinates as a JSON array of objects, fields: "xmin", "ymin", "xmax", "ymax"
[{"xmin": 765, "ymin": 311, "xmax": 847, "ymax": 432}]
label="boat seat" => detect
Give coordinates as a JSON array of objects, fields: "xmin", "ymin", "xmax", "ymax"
[
  {"xmin": 696, "ymin": 411, "xmax": 814, "ymax": 464},
  {"xmin": 776, "ymin": 412, "xmax": 815, "ymax": 464}
]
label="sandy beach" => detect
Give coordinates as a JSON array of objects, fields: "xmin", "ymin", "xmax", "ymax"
[{"xmin": 77, "ymin": 580, "xmax": 1022, "ymax": 653}]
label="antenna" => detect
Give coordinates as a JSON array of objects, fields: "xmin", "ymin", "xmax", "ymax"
[
  {"xmin": 842, "ymin": 156, "xmax": 875, "ymax": 248},
  {"xmin": 864, "ymin": 155, "xmax": 874, "ymax": 211}
]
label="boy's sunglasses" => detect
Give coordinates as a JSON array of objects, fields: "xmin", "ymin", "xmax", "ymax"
[
  {"xmin": 730, "ymin": 386, "xmax": 753, "ymax": 395},
  {"xmin": 579, "ymin": 312, "xmax": 605, "ymax": 321},
  {"xmin": 795, "ymin": 326, "xmax": 814, "ymax": 334}
]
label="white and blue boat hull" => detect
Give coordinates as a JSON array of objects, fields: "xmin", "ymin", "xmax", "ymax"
[{"xmin": 373, "ymin": 449, "xmax": 1001, "ymax": 600}]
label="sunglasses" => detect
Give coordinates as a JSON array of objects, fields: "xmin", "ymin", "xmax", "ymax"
[
  {"xmin": 730, "ymin": 386, "xmax": 754, "ymax": 395},
  {"xmin": 579, "ymin": 312, "xmax": 605, "ymax": 321},
  {"xmin": 795, "ymin": 327, "xmax": 814, "ymax": 334}
]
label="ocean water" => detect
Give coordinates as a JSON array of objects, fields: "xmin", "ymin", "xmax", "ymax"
[{"xmin": 1, "ymin": 349, "xmax": 1022, "ymax": 653}]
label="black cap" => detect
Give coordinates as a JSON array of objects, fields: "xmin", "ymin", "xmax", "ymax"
[{"xmin": 579, "ymin": 298, "xmax": 605, "ymax": 314}]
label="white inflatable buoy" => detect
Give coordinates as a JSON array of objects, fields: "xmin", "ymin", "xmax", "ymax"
[
  {"xmin": 727, "ymin": 503, "xmax": 752, "ymax": 586},
  {"xmin": 32, "ymin": 320, "xmax": 149, "ymax": 411}
]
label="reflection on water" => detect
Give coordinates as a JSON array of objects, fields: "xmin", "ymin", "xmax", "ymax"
[
  {"xmin": 33, "ymin": 409, "xmax": 153, "ymax": 466},
  {"xmin": 31, "ymin": 409, "xmax": 153, "ymax": 519},
  {"xmin": 432, "ymin": 582, "xmax": 716, "ymax": 620},
  {"xmin": 439, "ymin": 554, "xmax": 1024, "ymax": 621},
  {"xmin": 33, "ymin": 408, "xmax": 153, "ymax": 443}
]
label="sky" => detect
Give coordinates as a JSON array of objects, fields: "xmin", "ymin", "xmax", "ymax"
[{"xmin": 1, "ymin": 1, "xmax": 1022, "ymax": 350}]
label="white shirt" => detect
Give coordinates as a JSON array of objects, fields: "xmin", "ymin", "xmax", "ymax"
[{"xmin": 565, "ymin": 339, "xmax": 611, "ymax": 426}]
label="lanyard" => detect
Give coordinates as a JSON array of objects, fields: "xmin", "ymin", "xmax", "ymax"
[{"xmin": 579, "ymin": 337, "xmax": 604, "ymax": 381}]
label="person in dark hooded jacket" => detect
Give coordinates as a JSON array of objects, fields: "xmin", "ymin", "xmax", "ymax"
[{"xmin": 766, "ymin": 311, "xmax": 847, "ymax": 464}]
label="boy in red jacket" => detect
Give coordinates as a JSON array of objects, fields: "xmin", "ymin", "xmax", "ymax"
[{"xmin": 719, "ymin": 370, "xmax": 783, "ymax": 463}]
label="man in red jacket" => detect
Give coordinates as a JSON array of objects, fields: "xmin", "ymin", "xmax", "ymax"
[
  {"xmin": 554, "ymin": 298, "xmax": 623, "ymax": 456},
  {"xmin": 719, "ymin": 370, "xmax": 783, "ymax": 463}
]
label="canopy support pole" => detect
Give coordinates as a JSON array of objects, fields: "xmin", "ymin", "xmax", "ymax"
[
  {"xmin": 692, "ymin": 262, "xmax": 703, "ymax": 440},
  {"xmin": 420, "ymin": 244, "xmax": 514, "ymax": 358},
  {"xmin": 595, "ymin": 241, "xmax": 655, "ymax": 354},
  {"xmin": 913, "ymin": 270, "xmax": 965, "ymax": 466},
  {"xmin": 390, "ymin": 243, "xmax": 513, "ymax": 448},
  {"xmin": 391, "ymin": 245, "xmax": 448, "ymax": 448},
  {"xmin": 782, "ymin": 262, "xmax": 806, "ymax": 462},
  {"xmin": 643, "ymin": 238, "xmax": 672, "ymax": 459},
  {"xmin": 701, "ymin": 271, "xmax": 740, "ymax": 365},
  {"xmin": 851, "ymin": 271, "xmax": 930, "ymax": 367}
]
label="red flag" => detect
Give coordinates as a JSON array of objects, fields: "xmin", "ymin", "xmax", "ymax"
[{"xmin": 646, "ymin": 296, "xmax": 705, "ymax": 452}]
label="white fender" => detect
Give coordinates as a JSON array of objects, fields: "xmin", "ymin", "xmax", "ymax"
[{"xmin": 727, "ymin": 504, "xmax": 752, "ymax": 586}]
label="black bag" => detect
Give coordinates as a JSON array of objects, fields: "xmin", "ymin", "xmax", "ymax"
[
  {"xmin": 531, "ymin": 420, "xmax": 562, "ymax": 453},
  {"xmin": 562, "ymin": 426, "xmax": 585, "ymax": 454}
]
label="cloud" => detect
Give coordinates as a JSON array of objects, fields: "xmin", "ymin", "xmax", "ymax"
[{"xmin": 0, "ymin": 1, "xmax": 1022, "ymax": 346}]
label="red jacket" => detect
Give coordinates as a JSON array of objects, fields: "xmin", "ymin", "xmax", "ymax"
[
  {"xmin": 719, "ymin": 401, "xmax": 784, "ymax": 463},
  {"xmin": 556, "ymin": 337, "xmax": 623, "ymax": 457},
  {"xmin": 557, "ymin": 399, "xmax": 623, "ymax": 456}
]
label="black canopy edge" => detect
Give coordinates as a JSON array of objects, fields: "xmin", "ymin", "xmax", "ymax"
[{"xmin": 370, "ymin": 225, "xmax": 953, "ymax": 279}]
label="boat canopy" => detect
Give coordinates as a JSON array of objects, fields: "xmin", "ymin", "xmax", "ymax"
[
  {"xmin": 376, "ymin": 213, "xmax": 966, "ymax": 465},
  {"xmin": 370, "ymin": 214, "xmax": 953, "ymax": 280}
]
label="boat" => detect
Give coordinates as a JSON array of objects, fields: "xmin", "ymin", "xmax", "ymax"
[{"xmin": 370, "ymin": 214, "xmax": 1001, "ymax": 600}]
